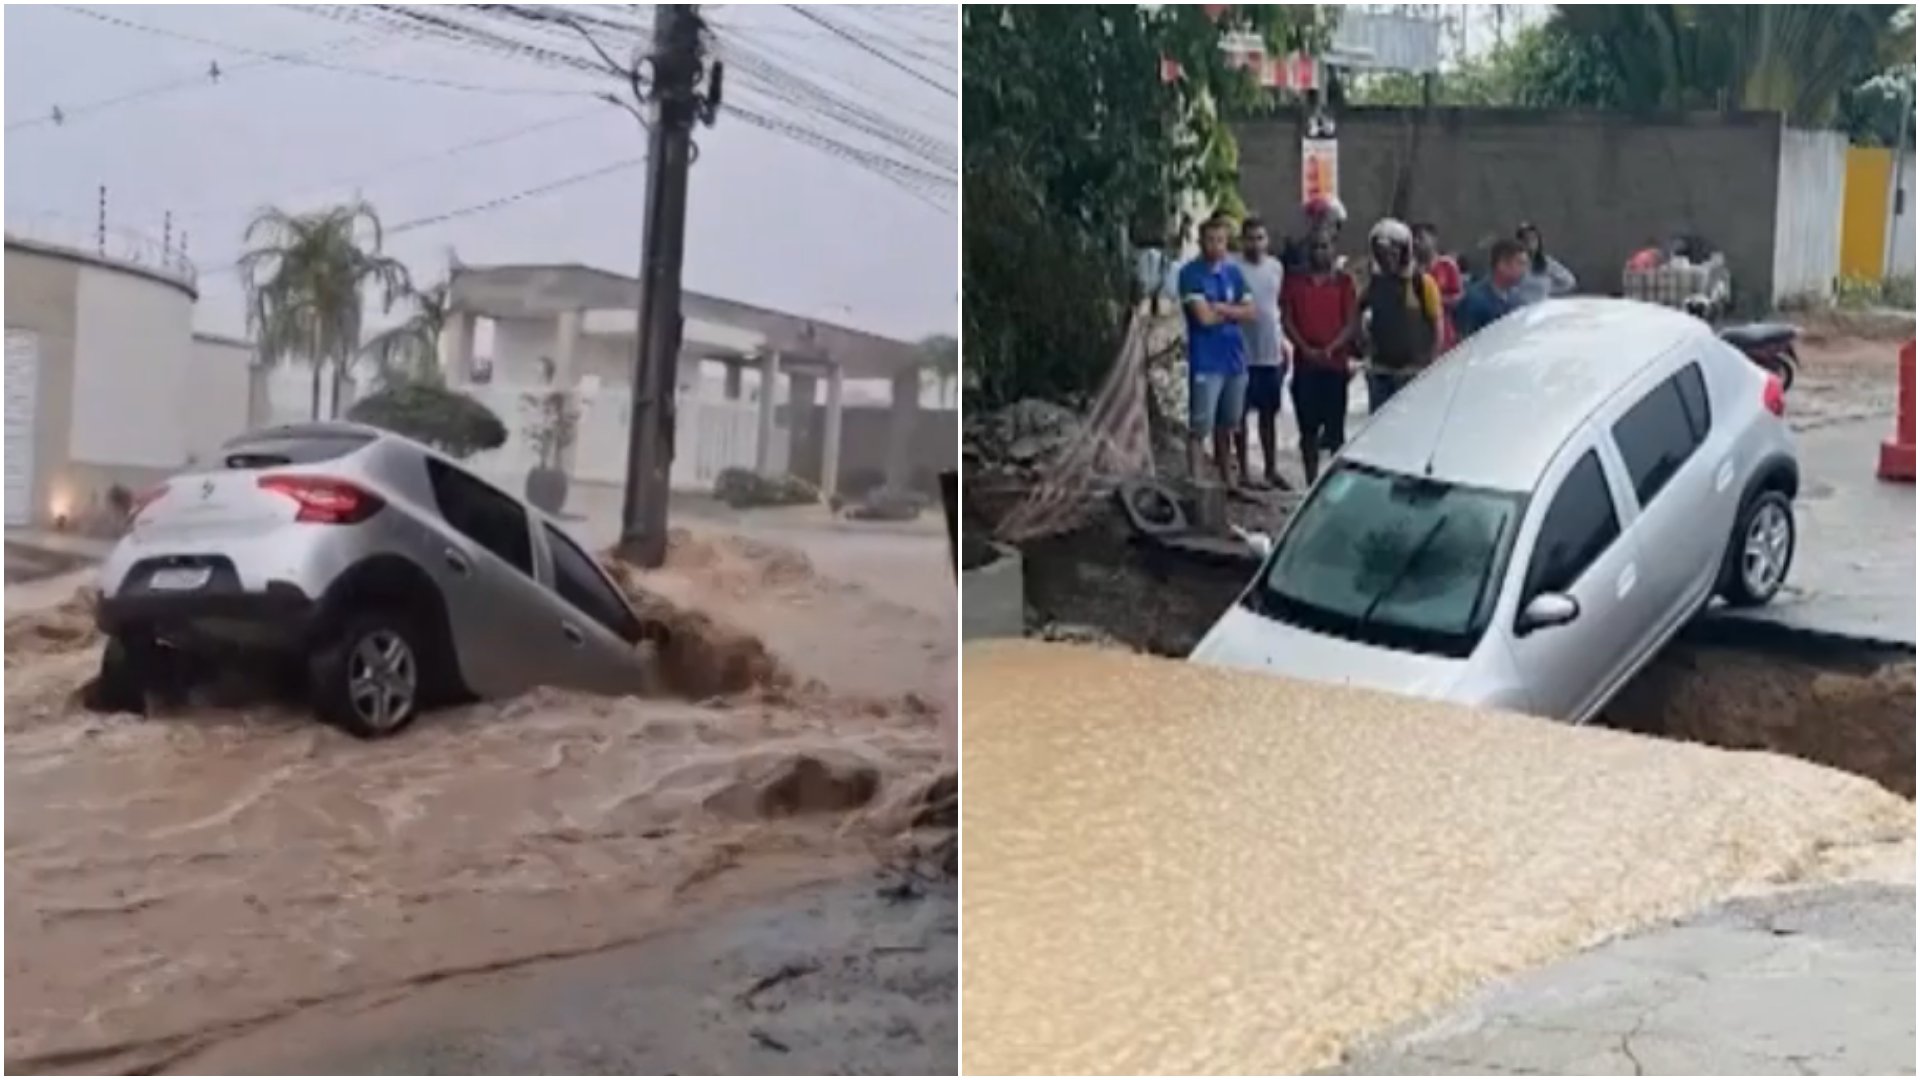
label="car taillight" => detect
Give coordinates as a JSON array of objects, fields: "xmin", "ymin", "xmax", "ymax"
[
  {"xmin": 1762, "ymin": 374, "xmax": 1786, "ymax": 417},
  {"xmin": 129, "ymin": 484, "xmax": 169, "ymax": 520},
  {"xmin": 258, "ymin": 475, "xmax": 384, "ymax": 524}
]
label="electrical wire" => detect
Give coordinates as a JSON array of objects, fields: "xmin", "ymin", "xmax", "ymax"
[
  {"xmin": 169, "ymin": 102, "xmax": 621, "ymax": 222},
  {"xmin": 197, "ymin": 151, "xmax": 650, "ymax": 278},
  {"xmin": 782, "ymin": 5, "xmax": 955, "ymax": 98},
  {"xmin": 5, "ymin": 31, "xmax": 382, "ymax": 132},
  {"xmin": 61, "ymin": 6, "xmax": 595, "ymax": 97}
]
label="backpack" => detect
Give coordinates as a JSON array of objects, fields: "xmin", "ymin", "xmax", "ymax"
[{"xmin": 1368, "ymin": 272, "xmax": 1440, "ymax": 369}]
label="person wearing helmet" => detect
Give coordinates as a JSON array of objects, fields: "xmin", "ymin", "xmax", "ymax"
[{"xmin": 1358, "ymin": 218, "xmax": 1444, "ymax": 413}]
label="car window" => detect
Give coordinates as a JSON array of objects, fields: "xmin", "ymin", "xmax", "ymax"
[
  {"xmin": 424, "ymin": 459, "xmax": 533, "ymax": 576},
  {"xmin": 1254, "ymin": 463, "xmax": 1525, "ymax": 658},
  {"xmin": 1612, "ymin": 373, "xmax": 1701, "ymax": 506},
  {"xmin": 1674, "ymin": 362, "xmax": 1711, "ymax": 443},
  {"xmin": 222, "ymin": 432, "xmax": 372, "ymax": 469},
  {"xmin": 1524, "ymin": 450, "xmax": 1619, "ymax": 599},
  {"xmin": 543, "ymin": 523, "xmax": 636, "ymax": 640}
]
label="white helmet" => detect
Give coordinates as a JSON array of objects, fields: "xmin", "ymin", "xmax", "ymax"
[{"xmin": 1368, "ymin": 218, "xmax": 1413, "ymax": 249}]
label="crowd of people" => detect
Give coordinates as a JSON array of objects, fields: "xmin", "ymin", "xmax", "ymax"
[{"xmin": 1176, "ymin": 198, "xmax": 1579, "ymax": 494}]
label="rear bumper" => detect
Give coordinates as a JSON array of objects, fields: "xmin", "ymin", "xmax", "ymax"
[{"xmin": 96, "ymin": 575, "xmax": 317, "ymax": 644}]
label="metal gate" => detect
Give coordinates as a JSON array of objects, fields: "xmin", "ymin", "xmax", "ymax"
[{"xmin": 5, "ymin": 330, "xmax": 41, "ymax": 527}]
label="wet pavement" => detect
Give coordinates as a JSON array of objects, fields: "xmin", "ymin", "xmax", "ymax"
[
  {"xmin": 1329, "ymin": 883, "xmax": 1916, "ymax": 1076},
  {"xmin": 164, "ymin": 875, "xmax": 956, "ymax": 1075},
  {"xmin": 1699, "ymin": 416, "xmax": 1916, "ymax": 648}
]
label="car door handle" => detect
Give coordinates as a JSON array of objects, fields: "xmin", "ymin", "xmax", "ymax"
[
  {"xmin": 561, "ymin": 621, "xmax": 586, "ymax": 647},
  {"xmin": 443, "ymin": 548, "xmax": 471, "ymax": 576}
]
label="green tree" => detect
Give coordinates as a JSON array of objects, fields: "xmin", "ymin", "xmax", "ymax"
[
  {"xmin": 346, "ymin": 382, "xmax": 506, "ymax": 459},
  {"xmin": 963, "ymin": 4, "xmax": 1324, "ymax": 408},
  {"xmin": 238, "ymin": 201, "xmax": 410, "ymax": 419},
  {"xmin": 1534, "ymin": 5, "xmax": 1910, "ymax": 123},
  {"xmin": 362, "ymin": 280, "xmax": 450, "ymax": 390}
]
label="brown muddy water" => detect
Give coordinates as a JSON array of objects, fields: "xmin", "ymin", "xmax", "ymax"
[{"xmin": 4, "ymin": 528, "xmax": 955, "ymax": 1074}]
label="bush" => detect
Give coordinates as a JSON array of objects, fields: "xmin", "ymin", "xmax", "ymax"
[
  {"xmin": 347, "ymin": 383, "xmax": 507, "ymax": 459},
  {"xmin": 714, "ymin": 468, "xmax": 820, "ymax": 509},
  {"xmin": 1833, "ymin": 273, "xmax": 1916, "ymax": 311}
]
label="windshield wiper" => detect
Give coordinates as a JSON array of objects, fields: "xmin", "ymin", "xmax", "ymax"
[{"xmin": 1357, "ymin": 515, "xmax": 1451, "ymax": 631}]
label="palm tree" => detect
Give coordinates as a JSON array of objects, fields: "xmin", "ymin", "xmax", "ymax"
[
  {"xmin": 917, "ymin": 333, "xmax": 959, "ymax": 407},
  {"xmin": 362, "ymin": 280, "xmax": 450, "ymax": 389},
  {"xmin": 239, "ymin": 201, "xmax": 410, "ymax": 419}
]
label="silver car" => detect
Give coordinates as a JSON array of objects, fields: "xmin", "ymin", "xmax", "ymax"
[
  {"xmin": 1193, "ymin": 299, "xmax": 1798, "ymax": 724},
  {"xmin": 91, "ymin": 421, "xmax": 655, "ymax": 737}
]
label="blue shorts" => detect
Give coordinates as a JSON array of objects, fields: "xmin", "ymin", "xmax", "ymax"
[
  {"xmin": 1246, "ymin": 363, "xmax": 1287, "ymax": 414},
  {"xmin": 1189, "ymin": 371, "xmax": 1248, "ymax": 434}
]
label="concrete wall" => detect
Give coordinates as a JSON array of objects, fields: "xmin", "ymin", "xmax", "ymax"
[
  {"xmin": 1235, "ymin": 109, "xmax": 1786, "ymax": 311},
  {"xmin": 186, "ymin": 334, "xmax": 255, "ymax": 466},
  {"xmin": 3, "ymin": 239, "xmax": 212, "ymax": 525},
  {"xmin": 1772, "ymin": 128, "xmax": 1847, "ymax": 302},
  {"xmin": 786, "ymin": 401, "xmax": 958, "ymax": 498}
]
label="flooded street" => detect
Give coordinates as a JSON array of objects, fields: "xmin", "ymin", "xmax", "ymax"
[{"xmin": 4, "ymin": 523, "xmax": 955, "ymax": 1074}]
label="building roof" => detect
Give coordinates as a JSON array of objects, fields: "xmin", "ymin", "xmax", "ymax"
[
  {"xmin": 1343, "ymin": 298, "xmax": 1708, "ymax": 491},
  {"xmin": 446, "ymin": 262, "xmax": 929, "ymax": 380}
]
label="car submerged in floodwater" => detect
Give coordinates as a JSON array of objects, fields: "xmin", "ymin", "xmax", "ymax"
[
  {"xmin": 89, "ymin": 422, "xmax": 656, "ymax": 738},
  {"xmin": 1192, "ymin": 298, "xmax": 1798, "ymax": 724}
]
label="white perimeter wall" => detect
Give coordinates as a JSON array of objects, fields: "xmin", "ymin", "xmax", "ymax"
[
  {"xmin": 1772, "ymin": 128, "xmax": 1848, "ymax": 303},
  {"xmin": 68, "ymin": 263, "xmax": 195, "ymax": 469},
  {"xmin": 185, "ymin": 336, "xmax": 255, "ymax": 465},
  {"xmin": 1894, "ymin": 150, "xmax": 1915, "ymax": 278}
]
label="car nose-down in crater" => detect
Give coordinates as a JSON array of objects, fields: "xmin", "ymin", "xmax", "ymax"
[
  {"xmin": 1193, "ymin": 299, "xmax": 1799, "ymax": 724},
  {"xmin": 88, "ymin": 421, "xmax": 657, "ymax": 738}
]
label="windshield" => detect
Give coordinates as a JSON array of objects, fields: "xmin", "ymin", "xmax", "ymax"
[{"xmin": 1247, "ymin": 463, "xmax": 1524, "ymax": 658}]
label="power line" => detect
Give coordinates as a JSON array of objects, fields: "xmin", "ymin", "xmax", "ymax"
[
  {"xmin": 61, "ymin": 6, "xmax": 596, "ymax": 98},
  {"xmin": 783, "ymin": 5, "xmax": 955, "ymax": 98},
  {"xmin": 170, "ymin": 102, "xmax": 620, "ymax": 222},
  {"xmin": 5, "ymin": 32, "xmax": 380, "ymax": 132},
  {"xmin": 196, "ymin": 152, "xmax": 650, "ymax": 278}
]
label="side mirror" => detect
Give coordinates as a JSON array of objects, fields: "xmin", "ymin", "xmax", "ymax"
[
  {"xmin": 1232, "ymin": 525, "xmax": 1275, "ymax": 560},
  {"xmin": 1517, "ymin": 592, "xmax": 1580, "ymax": 635}
]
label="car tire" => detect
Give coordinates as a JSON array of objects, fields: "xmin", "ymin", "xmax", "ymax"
[
  {"xmin": 86, "ymin": 634, "xmax": 150, "ymax": 714},
  {"xmin": 1720, "ymin": 489, "xmax": 1796, "ymax": 607},
  {"xmin": 309, "ymin": 609, "xmax": 429, "ymax": 739}
]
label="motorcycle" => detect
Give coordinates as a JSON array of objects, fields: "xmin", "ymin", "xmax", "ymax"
[
  {"xmin": 1719, "ymin": 322, "xmax": 1801, "ymax": 391},
  {"xmin": 1681, "ymin": 296, "xmax": 1799, "ymax": 390}
]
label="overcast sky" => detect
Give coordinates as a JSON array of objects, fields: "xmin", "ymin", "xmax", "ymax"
[{"xmin": 4, "ymin": 4, "xmax": 958, "ymax": 343}]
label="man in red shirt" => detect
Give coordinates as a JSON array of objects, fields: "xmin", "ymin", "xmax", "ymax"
[
  {"xmin": 1412, "ymin": 222, "xmax": 1463, "ymax": 352},
  {"xmin": 1279, "ymin": 235, "xmax": 1358, "ymax": 484}
]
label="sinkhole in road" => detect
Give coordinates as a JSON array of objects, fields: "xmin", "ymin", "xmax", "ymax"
[{"xmin": 1603, "ymin": 631, "xmax": 1915, "ymax": 799}]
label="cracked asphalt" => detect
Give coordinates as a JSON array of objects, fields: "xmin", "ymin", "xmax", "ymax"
[{"xmin": 1326, "ymin": 884, "xmax": 1915, "ymax": 1076}]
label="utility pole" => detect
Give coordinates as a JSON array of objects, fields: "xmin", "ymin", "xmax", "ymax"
[{"xmin": 618, "ymin": 4, "xmax": 713, "ymax": 567}]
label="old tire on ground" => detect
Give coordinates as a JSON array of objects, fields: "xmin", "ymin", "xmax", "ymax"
[
  {"xmin": 309, "ymin": 609, "xmax": 430, "ymax": 739},
  {"xmin": 86, "ymin": 634, "xmax": 150, "ymax": 714},
  {"xmin": 1720, "ymin": 489, "xmax": 1796, "ymax": 608}
]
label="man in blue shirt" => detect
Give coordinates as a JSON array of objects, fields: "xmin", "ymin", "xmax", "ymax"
[
  {"xmin": 1455, "ymin": 237, "xmax": 1529, "ymax": 339},
  {"xmin": 1179, "ymin": 215, "xmax": 1255, "ymax": 493}
]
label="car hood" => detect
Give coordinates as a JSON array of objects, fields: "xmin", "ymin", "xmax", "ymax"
[{"xmin": 1189, "ymin": 604, "xmax": 1468, "ymax": 701}]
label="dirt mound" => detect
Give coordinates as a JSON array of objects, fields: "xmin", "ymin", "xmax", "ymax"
[
  {"xmin": 5, "ymin": 588, "xmax": 101, "ymax": 661},
  {"xmin": 962, "ymin": 641, "xmax": 1914, "ymax": 1076},
  {"xmin": 602, "ymin": 555, "xmax": 798, "ymax": 701},
  {"xmin": 1609, "ymin": 644, "xmax": 1916, "ymax": 799}
]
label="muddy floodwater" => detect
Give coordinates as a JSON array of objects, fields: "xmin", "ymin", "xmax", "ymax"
[{"xmin": 4, "ymin": 526, "xmax": 955, "ymax": 1074}]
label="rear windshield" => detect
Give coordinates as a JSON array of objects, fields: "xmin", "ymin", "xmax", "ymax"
[
  {"xmin": 1246, "ymin": 462, "xmax": 1525, "ymax": 658},
  {"xmin": 222, "ymin": 433, "xmax": 373, "ymax": 469}
]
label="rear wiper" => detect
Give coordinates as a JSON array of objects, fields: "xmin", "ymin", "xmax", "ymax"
[
  {"xmin": 225, "ymin": 453, "xmax": 291, "ymax": 469},
  {"xmin": 1357, "ymin": 515, "xmax": 1451, "ymax": 631}
]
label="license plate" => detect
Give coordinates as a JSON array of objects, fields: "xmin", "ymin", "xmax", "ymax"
[{"xmin": 147, "ymin": 567, "xmax": 211, "ymax": 591}]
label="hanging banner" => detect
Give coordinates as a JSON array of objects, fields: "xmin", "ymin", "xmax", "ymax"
[{"xmin": 1302, "ymin": 137, "xmax": 1339, "ymax": 205}]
